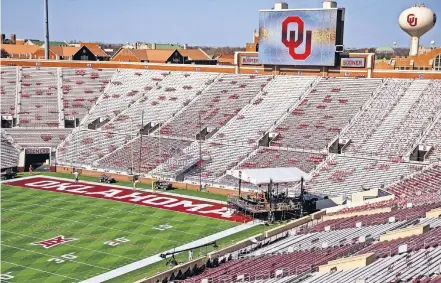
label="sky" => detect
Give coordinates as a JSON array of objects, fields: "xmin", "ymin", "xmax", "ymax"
[{"xmin": 1, "ymin": 0, "xmax": 440, "ymax": 48}]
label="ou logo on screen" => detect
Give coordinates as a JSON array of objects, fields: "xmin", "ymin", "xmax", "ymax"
[{"xmin": 281, "ymin": 16, "xmax": 312, "ymax": 61}]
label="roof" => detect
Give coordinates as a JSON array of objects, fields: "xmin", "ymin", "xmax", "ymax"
[
  {"xmin": 218, "ymin": 55, "xmax": 235, "ymax": 63},
  {"xmin": 80, "ymin": 42, "xmax": 109, "ymax": 57},
  {"xmin": 146, "ymin": 43, "xmax": 182, "ymax": 49},
  {"xmin": 43, "ymin": 46, "xmax": 80, "ymax": 57},
  {"xmin": 1, "ymin": 44, "xmax": 40, "ymax": 55},
  {"xmin": 375, "ymin": 46, "xmax": 395, "ymax": 54},
  {"xmin": 114, "ymin": 48, "xmax": 176, "ymax": 62},
  {"xmin": 30, "ymin": 40, "xmax": 69, "ymax": 46},
  {"xmin": 129, "ymin": 49, "xmax": 149, "ymax": 61},
  {"xmin": 179, "ymin": 49, "xmax": 211, "ymax": 60},
  {"xmin": 145, "ymin": 49, "xmax": 176, "ymax": 62},
  {"xmin": 227, "ymin": 167, "xmax": 312, "ymax": 185}
]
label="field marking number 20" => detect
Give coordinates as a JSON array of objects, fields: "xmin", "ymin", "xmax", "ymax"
[
  {"xmin": 104, "ymin": 237, "xmax": 130, "ymax": 247},
  {"xmin": 152, "ymin": 224, "xmax": 173, "ymax": 231}
]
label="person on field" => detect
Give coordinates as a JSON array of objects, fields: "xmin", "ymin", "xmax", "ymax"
[
  {"xmin": 29, "ymin": 165, "xmax": 33, "ymax": 175},
  {"xmin": 74, "ymin": 170, "xmax": 79, "ymax": 183},
  {"xmin": 133, "ymin": 179, "xmax": 139, "ymax": 190}
]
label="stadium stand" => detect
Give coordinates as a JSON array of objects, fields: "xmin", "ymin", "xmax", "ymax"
[
  {"xmin": 161, "ymin": 74, "xmax": 271, "ymax": 138},
  {"xmin": 0, "ymin": 130, "xmax": 21, "ymax": 169},
  {"xmin": 304, "ymin": 154, "xmax": 420, "ymax": 198},
  {"xmin": 97, "ymin": 135, "xmax": 193, "ymax": 173},
  {"xmin": 62, "ymin": 67, "xmax": 114, "ymax": 121},
  {"xmin": 212, "ymin": 76, "xmax": 318, "ymax": 144},
  {"xmin": 1, "ymin": 66, "xmax": 441, "ymax": 283},
  {"xmin": 420, "ymin": 113, "xmax": 441, "ymax": 163},
  {"xmin": 0, "ymin": 67, "xmax": 18, "ymax": 118},
  {"xmin": 108, "ymin": 71, "xmax": 218, "ymax": 134},
  {"xmin": 57, "ymin": 129, "xmax": 131, "ymax": 167},
  {"xmin": 83, "ymin": 69, "xmax": 163, "ymax": 126},
  {"xmin": 18, "ymin": 68, "xmax": 60, "ymax": 127},
  {"xmin": 271, "ymin": 77, "xmax": 383, "ymax": 150},
  {"xmin": 4, "ymin": 128, "xmax": 72, "ymax": 148}
]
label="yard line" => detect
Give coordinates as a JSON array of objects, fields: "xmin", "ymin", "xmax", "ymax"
[
  {"xmin": 1, "ymin": 206, "xmax": 184, "ymax": 245},
  {"xmin": 1, "ymin": 198, "xmax": 208, "ymax": 238},
  {"xmin": 2, "ymin": 217, "xmax": 161, "ymax": 254},
  {"xmin": 1, "ymin": 187, "xmax": 229, "ymax": 232},
  {"xmin": 2, "ymin": 229, "xmax": 137, "ymax": 261},
  {"xmin": 1, "ymin": 260, "xmax": 80, "ymax": 281},
  {"xmin": 1, "ymin": 243, "xmax": 111, "ymax": 271}
]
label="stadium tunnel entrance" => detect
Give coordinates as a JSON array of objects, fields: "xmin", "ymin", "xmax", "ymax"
[{"xmin": 24, "ymin": 148, "xmax": 53, "ymax": 172}]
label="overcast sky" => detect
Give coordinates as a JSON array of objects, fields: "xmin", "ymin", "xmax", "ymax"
[{"xmin": 1, "ymin": 0, "xmax": 440, "ymax": 48}]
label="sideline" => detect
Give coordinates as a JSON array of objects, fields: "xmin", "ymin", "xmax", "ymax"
[
  {"xmin": 79, "ymin": 221, "xmax": 262, "ymax": 283},
  {"xmin": 1, "ymin": 175, "xmax": 227, "ymax": 204}
]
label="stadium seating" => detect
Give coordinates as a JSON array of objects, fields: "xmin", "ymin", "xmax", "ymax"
[
  {"xmin": 298, "ymin": 203, "xmax": 439, "ymax": 234},
  {"xmin": 162, "ymin": 74, "xmax": 271, "ymax": 138},
  {"xmin": 303, "ymin": 246, "xmax": 441, "ymax": 283},
  {"xmin": 18, "ymin": 68, "xmax": 60, "ymax": 127},
  {"xmin": 253, "ymin": 222, "xmax": 405, "ymax": 255},
  {"xmin": 108, "ymin": 71, "xmax": 218, "ymax": 134},
  {"xmin": 421, "ymin": 114, "xmax": 441, "ymax": 163},
  {"xmin": 0, "ymin": 67, "xmax": 18, "ymax": 117},
  {"xmin": 272, "ymin": 77, "xmax": 382, "ymax": 150},
  {"xmin": 344, "ymin": 80, "xmax": 441, "ymax": 159},
  {"xmin": 0, "ymin": 130, "xmax": 21, "ymax": 169},
  {"xmin": 183, "ymin": 243, "xmax": 364, "ymax": 283},
  {"xmin": 5, "ymin": 128, "xmax": 72, "ymax": 148},
  {"xmin": 212, "ymin": 76, "xmax": 318, "ymax": 144},
  {"xmin": 305, "ymin": 154, "xmax": 418, "ymax": 197},
  {"xmin": 342, "ymin": 79, "xmax": 413, "ymax": 154},
  {"xmin": 62, "ymin": 67, "xmax": 114, "ymax": 121},
  {"xmin": 97, "ymin": 135, "xmax": 193, "ymax": 173},
  {"xmin": 83, "ymin": 69, "xmax": 164, "ymax": 126},
  {"xmin": 57, "ymin": 129, "xmax": 131, "ymax": 167}
]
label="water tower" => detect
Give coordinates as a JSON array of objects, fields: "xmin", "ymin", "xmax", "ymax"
[{"xmin": 399, "ymin": 4, "xmax": 436, "ymax": 56}]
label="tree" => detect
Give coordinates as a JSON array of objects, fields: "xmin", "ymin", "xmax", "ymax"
[{"xmin": 1, "ymin": 48, "xmax": 9, "ymax": 58}]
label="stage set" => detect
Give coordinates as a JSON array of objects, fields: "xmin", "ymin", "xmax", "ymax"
[{"xmin": 226, "ymin": 167, "xmax": 318, "ymax": 222}]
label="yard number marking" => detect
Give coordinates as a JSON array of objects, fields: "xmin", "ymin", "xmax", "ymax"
[
  {"xmin": 47, "ymin": 252, "xmax": 77, "ymax": 264},
  {"xmin": 104, "ymin": 237, "xmax": 130, "ymax": 247}
]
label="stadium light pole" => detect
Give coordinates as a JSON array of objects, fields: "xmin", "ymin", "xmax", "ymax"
[
  {"xmin": 44, "ymin": 0, "xmax": 50, "ymax": 59},
  {"xmin": 199, "ymin": 113, "xmax": 202, "ymax": 191},
  {"xmin": 138, "ymin": 110, "xmax": 144, "ymax": 174}
]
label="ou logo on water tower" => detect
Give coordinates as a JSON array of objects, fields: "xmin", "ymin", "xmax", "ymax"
[
  {"xmin": 407, "ymin": 14, "xmax": 418, "ymax": 27},
  {"xmin": 281, "ymin": 16, "xmax": 312, "ymax": 61}
]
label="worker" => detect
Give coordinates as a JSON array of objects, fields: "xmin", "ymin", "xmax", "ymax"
[{"xmin": 74, "ymin": 170, "xmax": 79, "ymax": 183}]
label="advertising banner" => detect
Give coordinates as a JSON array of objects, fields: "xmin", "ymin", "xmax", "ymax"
[
  {"xmin": 241, "ymin": 56, "xmax": 260, "ymax": 65},
  {"xmin": 341, "ymin": 58, "xmax": 366, "ymax": 68}
]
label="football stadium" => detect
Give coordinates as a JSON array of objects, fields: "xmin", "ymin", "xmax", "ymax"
[{"xmin": 1, "ymin": 0, "xmax": 441, "ymax": 282}]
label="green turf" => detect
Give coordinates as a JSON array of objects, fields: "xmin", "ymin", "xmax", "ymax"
[
  {"xmin": 0, "ymin": 184, "xmax": 238, "ymax": 283},
  {"xmin": 18, "ymin": 172, "xmax": 228, "ymax": 202},
  {"xmin": 105, "ymin": 223, "xmax": 277, "ymax": 283}
]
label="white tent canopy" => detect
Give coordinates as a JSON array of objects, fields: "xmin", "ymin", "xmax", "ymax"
[{"xmin": 226, "ymin": 167, "xmax": 312, "ymax": 186}]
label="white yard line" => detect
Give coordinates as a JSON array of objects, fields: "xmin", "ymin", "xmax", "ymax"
[
  {"xmin": 1, "ymin": 243, "xmax": 111, "ymax": 271},
  {"xmin": 79, "ymin": 221, "xmax": 262, "ymax": 283},
  {"xmin": 2, "ymin": 207, "xmax": 184, "ymax": 245},
  {"xmin": 1, "ymin": 190, "xmax": 228, "ymax": 233},
  {"xmin": 1, "ymin": 260, "xmax": 81, "ymax": 281},
  {"xmin": 2, "ymin": 198, "xmax": 214, "ymax": 238},
  {"xmin": 1, "ymin": 175, "xmax": 227, "ymax": 204},
  {"xmin": 2, "ymin": 229, "xmax": 137, "ymax": 261}
]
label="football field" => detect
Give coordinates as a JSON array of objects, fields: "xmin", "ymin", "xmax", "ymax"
[{"xmin": 0, "ymin": 177, "xmax": 242, "ymax": 283}]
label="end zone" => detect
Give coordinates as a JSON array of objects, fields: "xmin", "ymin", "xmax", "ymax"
[{"xmin": 2, "ymin": 176, "xmax": 252, "ymax": 223}]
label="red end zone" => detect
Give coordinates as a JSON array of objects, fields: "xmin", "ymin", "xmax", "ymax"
[{"xmin": 4, "ymin": 177, "xmax": 252, "ymax": 223}]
